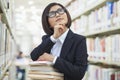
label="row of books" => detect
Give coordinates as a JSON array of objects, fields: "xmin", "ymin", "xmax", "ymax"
[
  {"xmin": 67, "ymin": 0, "xmax": 100, "ymax": 19},
  {"xmin": 87, "ymin": 65, "xmax": 120, "ymax": 80},
  {"xmin": 28, "ymin": 61, "xmax": 63, "ymax": 80},
  {"xmin": 71, "ymin": 0, "xmax": 120, "ymax": 35},
  {"xmin": 87, "ymin": 34, "xmax": 120, "ymax": 62},
  {"xmin": 67, "ymin": 0, "xmax": 120, "ymax": 79},
  {"xmin": 0, "ymin": 14, "xmax": 17, "ymax": 80}
]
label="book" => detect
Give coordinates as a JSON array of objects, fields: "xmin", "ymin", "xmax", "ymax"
[
  {"xmin": 30, "ymin": 65, "xmax": 57, "ymax": 72},
  {"xmin": 28, "ymin": 74, "xmax": 63, "ymax": 80},
  {"xmin": 29, "ymin": 61, "xmax": 53, "ymax": 66},
  {"xmin": 28, "ymin": 71, "xmax": 63, "ymax": 77},
  {"xmin": 87, "ymin": 65, "xmax": 119, "ymax": 80},
  {"xmin": 29, "ymin": 61, "xmax": 58, "ymax": 72},
  {"xmin": 28, "ymin": 61, "xmax": 63, "ymax": 80}
]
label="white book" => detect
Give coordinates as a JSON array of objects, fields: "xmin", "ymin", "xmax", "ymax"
[
  {"xmin": 29, "ymin": 61, "xmax": 53, "ymax": 66},
  {"xmin": 29, "ymin": 61, "xmax": 56, "ymax": 72},
  {"xmin": 28, "ymin": 74, "xmax": 63, "ymax": 80},
  {"xmin": 29, "ymin": 71, "xmax": 63, "ymax": 77},
  {"xmin": 117, "ymin": 1, "xmax": 120, "ymax": 16},
  {"xmin": 30, "ymin": 65, "xmax": 57, "ymax": 72}
]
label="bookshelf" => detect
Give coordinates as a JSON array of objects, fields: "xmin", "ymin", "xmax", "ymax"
[
  {"xmin": 65, "ymin": 0, "xmax": 75, "ymax": 7},
  {"xmin": 0, "ymin": 0, "xmax": 18, "ymax": 80},
  {"xmin": 85, "ymin": 26, "xmax": 120, "ymax": 37},
  {"xmin": 73, "ymin": 0, "xmax": 106, "ymax": 21},
  {"xmin": 0, "ymin": 61, "xmax": 11, "ymax": 79},
  {"xmin": 0, "ymin": 0, "xmax": 13, "ymax": 38},
  {"xmin": 67, "ymin": 0, "xmax": 120, "ymax": 80}
]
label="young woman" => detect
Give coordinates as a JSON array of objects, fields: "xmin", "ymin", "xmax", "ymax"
[{"xmin": 30, "ymin": 2, "xmax": 88, "ymax": 80}]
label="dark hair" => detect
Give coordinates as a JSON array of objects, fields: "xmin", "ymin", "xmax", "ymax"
[{"xmin": 42, "ymin": 2, "xmax": 72, "ymax": 35}]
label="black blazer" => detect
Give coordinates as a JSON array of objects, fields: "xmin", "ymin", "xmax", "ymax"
[{"xmin": 30, "ymin": 29, "xmax": 88, "ymax": 80}]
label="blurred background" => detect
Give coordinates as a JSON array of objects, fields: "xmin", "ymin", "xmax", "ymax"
[{"xmin": 0, "ymin": 0, "xmax": 120, "ymax": 80}]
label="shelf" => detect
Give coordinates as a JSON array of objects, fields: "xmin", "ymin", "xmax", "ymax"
[
  {"xmin": 72, "ymin": 0, "xmax": 106, "ymax": 21},
  {"xmin": 0, "ymin": 7, "xmax": 2, "ymax": 13},
  {"xmin": 0, "ymin": 0, "xmax": 14, "ymax": 40},
  {"xmin": 65, "ymin": 0, "xmax": 76, "ymax": 7},
  {"xmin": 84, "ymin": 26, "xmax": 120, "ymax": 38},
  {"xmin": 88, "ymin": 58, "xmax": 120, "ymax": 68},
  {"xmin": 0, "ymin": 1, "xmax": 5, "ymax": 13},
  {"xmin": 0, "ymin": 61, "xmax": 12, "ymax": 80}
]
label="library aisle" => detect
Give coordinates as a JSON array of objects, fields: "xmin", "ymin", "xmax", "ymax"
[{"xmin": 0, "ymin": 0, "xmax": 120, "ymax": 80}]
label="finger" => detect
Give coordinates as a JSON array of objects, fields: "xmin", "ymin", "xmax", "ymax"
[
  {"xmin": 44, "ymin": 53, "xmax": 48, "ymax": 55},
  {"xmin": 37, "ymin": 58, "xmax": 41, "ymax": 61},
  {"xmin": 60, "ymin": 25, "xmax": 64, "ymax": 31},
  {"xmin": 59, "ymin": 28, "xmax": 63, "ymax": 32},
  {"xmin": 38, "ymin": 57, "xmax": 45, "ymax": 61}
]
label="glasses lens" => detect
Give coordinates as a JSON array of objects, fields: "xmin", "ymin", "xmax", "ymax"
[
  {"xmin": 57, "ymin": 8, "xmax": 65, "ymax": 14},
  {"xmin": 48, "ymin": 11, "xmax": 56, "ymax": 18}
]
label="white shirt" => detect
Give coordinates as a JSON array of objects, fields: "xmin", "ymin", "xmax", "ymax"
[{"xmin": 50, "ymin": 29, "xmax": 69, "ymax": 63}]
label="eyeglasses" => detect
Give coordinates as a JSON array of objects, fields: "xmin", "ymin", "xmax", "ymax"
[{"xmin": 48, "ymin": 8, "xmax": 65, "ymax": 18}]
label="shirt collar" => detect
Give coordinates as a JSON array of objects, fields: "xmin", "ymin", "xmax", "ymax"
[{"xmin": 58, "ymin": 29, "xmax": 69, "ymax": 44}]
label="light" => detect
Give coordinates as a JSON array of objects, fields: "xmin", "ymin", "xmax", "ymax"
[
  {"xmin": 19, "ymin": 6, "xmax": 25, "ymax": 10},
  {"xmin": 25, "ymin": 21, "xmax": 41, "ymax": 35},
  {"xmin": 28, "ymin": 1, "xmax": 34, "ymax": 5},
  {"xmin": 30, "ymin": 6, "xmax": 36, "ymax": 10}
]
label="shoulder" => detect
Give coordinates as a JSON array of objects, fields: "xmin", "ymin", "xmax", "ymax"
[
  {"xmin": 68, "ymin": 29, "xmax": 86, "ymax": 42},
  {"xmin": 71, "ymin": 33, "xmax": 86, "ymax": 47},
  {"xmin": 73, "ymin": 33, "xmax": 86, "ymax": 41}
]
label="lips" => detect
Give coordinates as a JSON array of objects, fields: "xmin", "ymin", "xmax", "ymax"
[{"xmin": 56, "ymin": 18, "xmax": 64, "ymax": 22}]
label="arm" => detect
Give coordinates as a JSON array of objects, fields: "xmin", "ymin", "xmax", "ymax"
[
  {"xmin": 31, "ymin": 23, "xmax": 67, "ymax": 61},
  {"xmin": 30, "ymin": 35, "xmax": 55, "ymax": 61},
  {"xmin": 53, "ymin": 37, "xmax": 88, "ymax": 80}
]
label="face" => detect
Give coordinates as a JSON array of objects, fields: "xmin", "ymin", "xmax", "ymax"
[{"xmin": 48, "ymin": 5, "xmax": 68, "ymax": 28}]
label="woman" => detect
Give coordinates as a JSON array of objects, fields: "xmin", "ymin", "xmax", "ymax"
[{"xmin": 30, "ymin": 2, "xmax": 88, "ymax": 80}]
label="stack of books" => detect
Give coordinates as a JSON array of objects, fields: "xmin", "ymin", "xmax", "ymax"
[{"xmin": 28, "ymin": 61, "xmax": 63, "ymax": 80}]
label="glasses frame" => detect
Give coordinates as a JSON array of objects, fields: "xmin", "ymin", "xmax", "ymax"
[{"xmin": 48, "ymin": 8, "xmax": 65, "ymax": 18}]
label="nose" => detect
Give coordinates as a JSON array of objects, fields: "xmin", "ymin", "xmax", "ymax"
[{"xmin": 56, "ymin": 12, "xmax": 60, "ymax": 17}]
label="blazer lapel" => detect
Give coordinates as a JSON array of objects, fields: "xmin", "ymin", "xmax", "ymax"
[{"xmin": 60, "ymin": 30, "xmax": 74, "ymax": 58}]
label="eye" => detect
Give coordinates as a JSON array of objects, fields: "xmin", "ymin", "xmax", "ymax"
[
  {"xmin": 57, "ymin": 8, "xmax": 64, "ymax": 14},
  {"xmin": 48, "ymin": 11, "xmax": 56, "ymax": 18}
]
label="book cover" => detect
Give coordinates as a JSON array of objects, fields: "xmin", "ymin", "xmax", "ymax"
[{"xmin": 29, "ymin": 61, "xmax": 53, "ymax": 66}]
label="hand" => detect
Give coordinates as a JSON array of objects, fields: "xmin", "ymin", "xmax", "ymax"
[
  {"xmin": 37, "ymin": 53, "xmax": 54, "ymax": 62},
  {"xmin": 53, "ymin": 24, "xmax": 67, "ymax": 39},
  {"xmin": 53, "ymin": 19, "xmax": 68, "ymax": 39}
]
